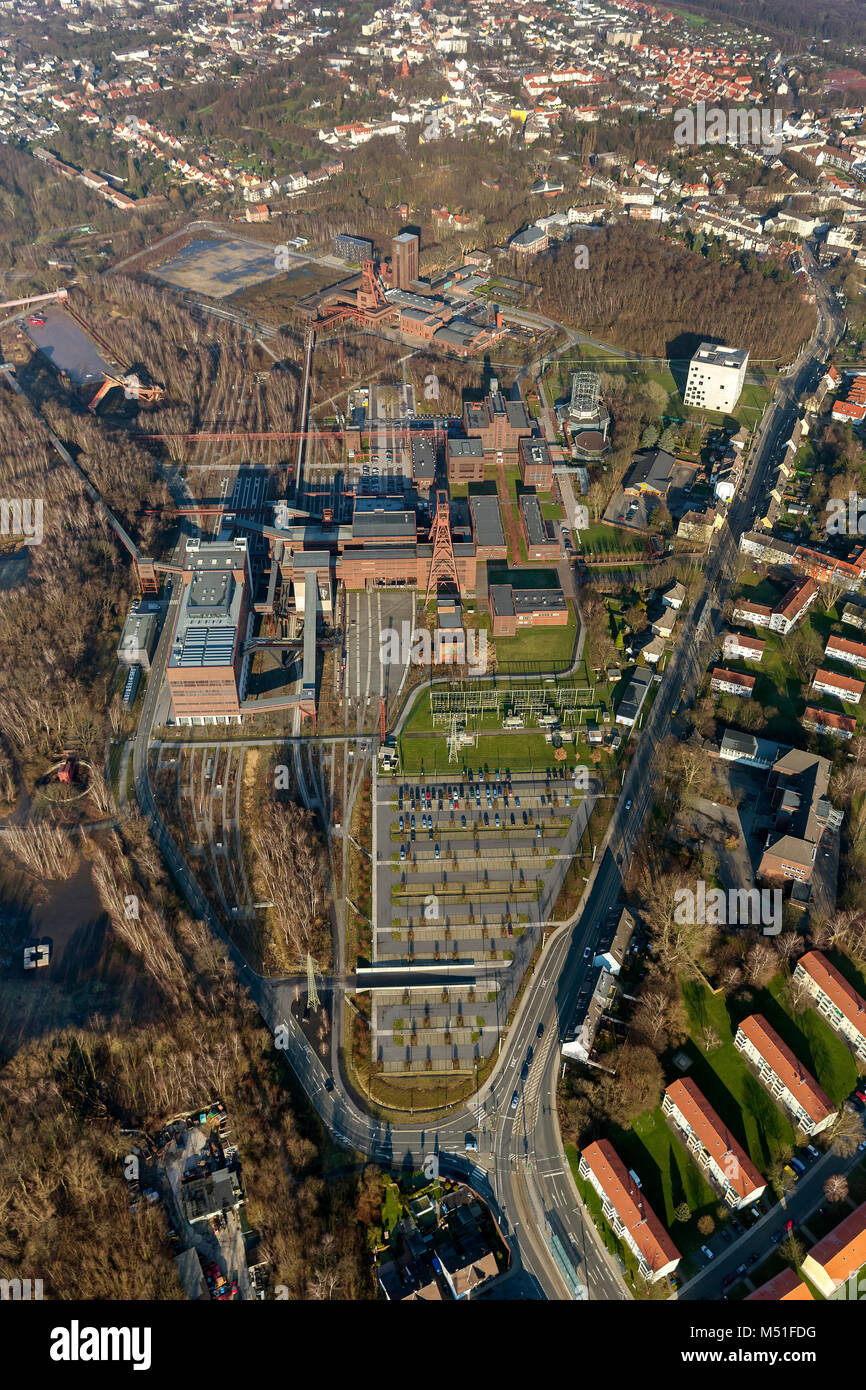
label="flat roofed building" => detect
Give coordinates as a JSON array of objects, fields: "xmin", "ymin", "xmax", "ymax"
[
  {"xmin": 351, "ymin": 508, "xmax": 416, "ymax": 542},
  {"xmin": 489, "ymin": 583, "xmax": 567, "ymax": 636},
  {"xmin": 464, "ymin": 388, "xmax": 533, "ymax": 461},
  {"xmin": 518, "ymin": 436, "xmax": 554, "ymax": 490},
  {"xmin": 166, "ymin": 538, "xmax": 251, "ymax": 725},
  {"xmin": 746, "ymin": 1269, "xmax": 814, "ymax": 1301},
  {"xmin": 734, "ymin": 1014, "xmax": 837, "ymax": 1136},
  {"xmin": 663, "ymin": 1078, "xmax": 766, "ymax": 1209},
  {"xmin": 578, "ymin": 1139, "xmax": 680, "ymax": 1283},
  {"xmin": 469, "ymin": 494, "xmax": 506, "ymax": 560},
  {"xmin": 333, "ymin": 232, "xmax": 374, "ymax": 262},
  {"xmin": 683, "ymin": 342, "xmax": 749, "ymax": 413},
  {"xmin": 392, "ymin": 230, "xmax": 420, "ymax": 289},
  {"xmin": 801, "ymin": 1200, "xmax": 866, "ymax": 1298},
  {"xmin": 793, "ymin": 950, "xmax": 866, "ymax": 1062},
  {"xmin": 410, "ymin": 436, "xmax": 435, "ymax": 492},
  {"xmin": 117, "ymin": 607, "xmax": 158, "ymax": 670},
  {"xmin": 447, "ymin": 436, "xmax": 485, "ymax": 484},
  {"xmin": 519, "ymin": 492, "xmax": 559, "ymax": 561}
]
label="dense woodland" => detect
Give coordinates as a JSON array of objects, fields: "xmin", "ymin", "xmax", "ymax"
[
  {"xmin": 525, "ymin": 226, "xmax": 815, "ymax": 362},
  {"xmin": 0, "ymin": 816, "xmax": 374, "ymax": 1299}
]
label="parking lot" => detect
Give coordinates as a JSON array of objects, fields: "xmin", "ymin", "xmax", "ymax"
[
  {"xmin": 25, "ymin": 304, "xmax": 118, "ymax": 385},
  {"xmin": 371, "ymin": 765, "xmax": 599, "ymax": 1074}
]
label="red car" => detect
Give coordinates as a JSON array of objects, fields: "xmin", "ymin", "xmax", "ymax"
[{"xmin": 29, "ymin": 315, "xmax": 45, "ymax": 326}]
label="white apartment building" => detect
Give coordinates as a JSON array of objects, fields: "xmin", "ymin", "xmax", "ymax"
[
  {"xmin": 578, "ymin": 1140, "xmax": 680, "ymax": 1282},
  {"xmin": 683, "ymin": 342, "xmax": 749, "ymax": 413},
  {"xmin": 793, "ymin": 951, "xmax": 866, "ymax": 1063},
  {"xmin": 663, "ymin": 1079, "xmax": 766, "ymax": 1209},
  {"xmin": 734, "ymin": 1015, "xmax": 838, "ymax": 1137}
]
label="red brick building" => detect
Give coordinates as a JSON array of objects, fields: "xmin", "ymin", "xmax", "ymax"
[{"xmin": 518, "ymin": 436, "xmax": 554, "ymax": 490}]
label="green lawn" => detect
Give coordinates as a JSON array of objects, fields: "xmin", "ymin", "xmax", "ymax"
[
  {"xmin": 680, "ymin": 980, "xmax": 797, "ymax": 1171},
  {"xmin": 580, "ymin": 523, "xmax": 648, "ymax": 557},
  {"xmin": 398, "ymin": 728, "xmax": 590, "ymax": 776},
  {"xmin": 493, "ymin": 608, "xmax": 578, "ymax": 667},
  {"xmin": 761, "ymin": 977, "xmax": 858, "ymax": 1107},
  {"xmin": 607, "ymin": 1107, "xmax": 719, "ymax": 1258},
  {"xmin": 382, "ymin": 1180, "xmax": 402, "ymax": 1233}
]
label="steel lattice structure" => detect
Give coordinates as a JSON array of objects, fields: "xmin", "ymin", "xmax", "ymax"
[{"xmin": 424, "ymin": 490, "xmax": 460, "ymax": 605}]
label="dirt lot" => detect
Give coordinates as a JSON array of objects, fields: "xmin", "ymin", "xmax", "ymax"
[{"xmin": 152, "ymin": 237, "xmax": 300, "ymax": 300}]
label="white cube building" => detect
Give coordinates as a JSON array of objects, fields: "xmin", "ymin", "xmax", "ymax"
[{"xmin": 684, "ymin": 343, "xmax": 749, "ymax": 413}]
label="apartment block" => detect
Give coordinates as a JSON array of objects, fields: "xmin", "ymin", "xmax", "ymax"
[
  {"xmin": 731, "ymin": 576, "xmax": 817, "ymax": 635},
  {"xmin": 723, "ymin": 630, "xmax": 766, "ymax": 663},
  {"xmin": 802, "ymin": 706, "xmax": 857, "ymax": 740},
  {"xmin": 793, "ymin": 950, "xmax": 866, "ymax": 1063},
  {"xmin": 662, "ymin": 1079, "xmax": 766, "ymax": 1209},
  {"xmin": 811, "ymin": 667, "xmax": 864, "ymax": 704},
  {"xmin": 734, "ymin": 1015, "xmax": 837, "ymax": 1136},
  {"xmin": 746, "ymin": 1269, "xmax": 814, "ymax": 1301},
  {"xmin": 801, "ymin": 1200, "xmax": 866, "ymax": 1298},
  {"xmin": 710, "ymin": 667, "xmax": 756, "ymax": 698},
  {"xmin": 578, "ymin": 1140, "xmax": 680, "ymax": 1283},
  {"xmin": 825, "ymin": 634, "xmax": 866, "ymax": 671},
  {"xmin": 739, "ymin": 531, "xmax": 866, "ymax": 591}
]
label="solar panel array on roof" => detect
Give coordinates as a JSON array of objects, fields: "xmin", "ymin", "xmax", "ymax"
[{"xmin": 178, "ymin": 626, "xmax": 237, "ymax": 666}]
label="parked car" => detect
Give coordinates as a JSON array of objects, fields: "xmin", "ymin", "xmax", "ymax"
[
  {"xmin": 700, "ymin": 1245, "xmax": 714, "ymax": 1260},
  {"xmin": 583, "ymin": 946, "xmax": 591, "ymax": 960}
]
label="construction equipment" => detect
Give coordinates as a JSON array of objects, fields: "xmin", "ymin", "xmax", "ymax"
[{"xmin": 88, "ymin": 373, "xmax": 165, "ymax": 413}]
